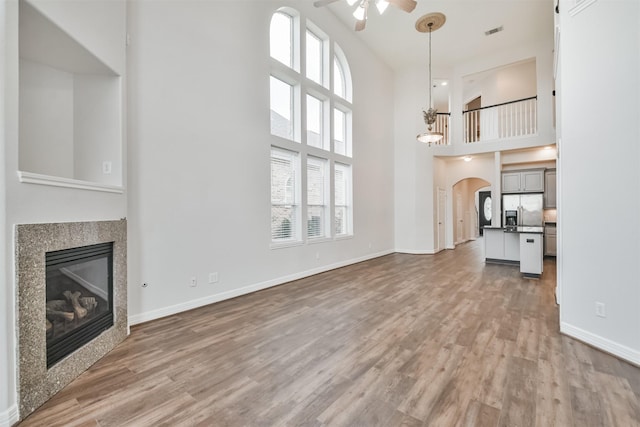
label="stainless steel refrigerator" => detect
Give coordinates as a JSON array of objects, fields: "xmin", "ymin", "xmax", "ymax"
[{"xmin": 502, "ymin": 193, "xmax": 544, "ymax": 226}]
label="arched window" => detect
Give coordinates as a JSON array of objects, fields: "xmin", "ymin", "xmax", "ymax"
[
  {"xmin": 270, "ymin": 11, "xmax": 294, "ymax": 69},
  {"xmin": 333, "ymin": 44, "xmax": 352, "ymax": 102},
  {"xmin": 269, "ymin": 9, "xmax": 353, "ymax": 245}
]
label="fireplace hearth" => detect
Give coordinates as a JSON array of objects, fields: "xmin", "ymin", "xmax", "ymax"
[{"xmin": 16, "ymin": 220, "xmax": 127, "ymax": 421}]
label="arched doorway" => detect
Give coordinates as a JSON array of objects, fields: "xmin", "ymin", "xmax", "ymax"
[{"xmin": 452, "ymin": 177, "xmax": 491, "ymax": 245}]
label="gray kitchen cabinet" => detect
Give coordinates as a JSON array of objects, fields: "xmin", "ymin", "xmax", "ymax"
[
  {"xmin": 502, "ymin": 169, "xmax": 544, "ymax": 193},
  {"xmin": 544, "ymin": 224, "xmax": 557, "ymax": 256},
  {"xmin": 544, "ymin": 169, "xmax": 557, "ymax": 208}
]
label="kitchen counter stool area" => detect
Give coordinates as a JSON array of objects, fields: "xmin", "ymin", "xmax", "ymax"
[{"xmin": 484, "ymin": 226, "xmax": 544, "ymax": 278}]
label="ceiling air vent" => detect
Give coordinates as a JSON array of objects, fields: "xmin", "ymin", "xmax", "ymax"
[{"xmin": 485, "ymin": 25, "xmax": 504, "ymax": 36}]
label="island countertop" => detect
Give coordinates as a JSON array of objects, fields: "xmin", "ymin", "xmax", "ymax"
[{"xmin": 483, "ymin": 225, "xmax": 544, "ymax": 234}]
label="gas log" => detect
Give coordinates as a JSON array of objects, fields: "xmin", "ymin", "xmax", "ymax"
[
  {"xmin": 46, "ymin": 300, "xmax": 74, "ymax": 322},
  {"xmin": 63, "ymin": 290, "xmax": 87, "ymax": 320}
]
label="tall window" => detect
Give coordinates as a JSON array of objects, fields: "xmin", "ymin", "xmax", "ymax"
[
  {"xmin": 271, "ymin": 148, "xmax": 300, "ymax": 242},
  {"xmin": 270, "ymin": 9, "xmax": 353, "ymax": 246}
]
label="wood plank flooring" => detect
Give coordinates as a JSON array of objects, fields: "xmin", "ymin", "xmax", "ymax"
[{"xmin": 19, "ymin": 240, "xmax": 640, "ymax": 426}]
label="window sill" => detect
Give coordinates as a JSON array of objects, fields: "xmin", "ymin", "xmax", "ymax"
[
  {"xmin": 18, "ymin": 171, "xmax": 124, "ymax": 194},
  {"xmin": 270, "ymin": 239, "xmax": 304, "ymax": 250},
  {"xmin": 335, "ymin": 234, "xmax": 354, "ymax": 241},
  {"xmin": 307, "ymin": 236, "xmax": 332, "ymax": 245}
]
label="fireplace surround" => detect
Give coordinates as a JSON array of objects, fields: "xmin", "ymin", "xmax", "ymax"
[{"xmin": 15, "ymin": 220, "xmax": 127, "ymax": 421}]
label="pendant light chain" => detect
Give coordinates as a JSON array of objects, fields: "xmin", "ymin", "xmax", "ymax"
[{"xmin": 429, "ymin": 23, "xmax": 432, "ymax": 109}]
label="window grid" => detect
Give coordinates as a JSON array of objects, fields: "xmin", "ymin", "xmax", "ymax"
[{"xmin": 270, "ymin": 10, "xmax": 353, "ymax": 246}]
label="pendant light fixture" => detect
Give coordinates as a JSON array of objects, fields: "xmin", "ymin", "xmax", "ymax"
[{"xmin": 416, "ymin": 13, "xmax": 446, "ymax": 146}]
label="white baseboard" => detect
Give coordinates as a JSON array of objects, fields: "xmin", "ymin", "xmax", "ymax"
[
  {"xmin": 59, "ymin": 268, "xmax": 108, "ymax": 300},
  {"xmin": 560, "ymin": 322, "xmax": 640, "ymax": 366},
  {"xmin": 129, "ymin": 249, "xmax": 394, "ymax": 326},
  {"xmin": 0, "ymin": 404, "xmax": 19, "ymax": 427},
  {"xmin": 394, "ymin": 248, "xmax": 437, "ymax": 255}
]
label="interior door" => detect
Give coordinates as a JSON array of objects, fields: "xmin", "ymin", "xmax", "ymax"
[
  {"xmin": 478, "ymin": 191, "xmax": 492, "ymax": 235},
  {"xmin": 437, "ymin": 188, "xmax": 446, "ymax": 251},
  {"xmin": 456, "ymin": 193, "xmax": 463, "ymax": 244}
]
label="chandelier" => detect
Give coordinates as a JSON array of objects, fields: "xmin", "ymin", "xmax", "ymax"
[{"xmin": 416, "ymin": 13, "xmax": 446, "ymax": 145}]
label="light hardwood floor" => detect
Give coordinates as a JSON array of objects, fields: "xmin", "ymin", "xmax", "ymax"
[{"xmin": 19, "ymin": 239, "xmax": 640, "ymax": 426}]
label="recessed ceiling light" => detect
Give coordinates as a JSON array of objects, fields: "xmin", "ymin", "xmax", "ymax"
[
  {"xmin": 441, "ymin": 81, "xmax": 448, "ymax": 86},
  {"xmin": 463, "ymin": 156, "xmax": 472, "ymax": 162}
]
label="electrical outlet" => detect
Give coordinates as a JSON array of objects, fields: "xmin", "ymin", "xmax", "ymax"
[
  {"xmin": 209, "ymin": 272, "xmax": 218, "ymax": 284},
  {"xmin": 102, "ymin": 161, "xmax": 112, "ymax": 174},
  {"xmin": 190, "ymin": 277, "xmax": 197, "ymax": 287},
  {"xmin": 595, "ymin": 302, "xmax": 606, "ymax": 318}
]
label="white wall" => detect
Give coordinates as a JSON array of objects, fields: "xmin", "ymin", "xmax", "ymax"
[
  {"xmin": 18, "ymin": 59, "xmax": 74, "ymax": 178},
  {"xmin": 558, "ymin": 0, "xmax": 640, "ymax": 364},
  {"xmin": 73, "ymin": 74, "xmax": 122, "ymax": 185},
  {"xmin": 126, "ymin": 1, "xmax": 395, "ymax": 322},
  {"xmin": 0, "ymin": 2, "xmax": 12, "ymax": 424},
  {"xmin": 463, "ymin": 59, "xmax": 537, "ymax": 106},
  {"xmin": 1, "ymin": 0, "xmax": 126, "ymax": 424}
]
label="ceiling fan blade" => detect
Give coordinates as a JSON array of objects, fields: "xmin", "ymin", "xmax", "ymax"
[
  {"xmin": 355, "ymin": 19, "xmax": 367, "ymax": 31},
  {"xmin": 387, "ymin": 0, "xmax": 417, "ymax": 13},
  {"xmin": 313, "ymin": 0, "xmax": 340, "ymax": 7}
]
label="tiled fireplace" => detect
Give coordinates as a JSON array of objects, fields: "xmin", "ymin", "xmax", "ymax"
[{"xmin": 15, "ymin": 220, "xmax": 127, "ymax": 421}]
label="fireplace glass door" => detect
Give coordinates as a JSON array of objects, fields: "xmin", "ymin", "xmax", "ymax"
[{"xmin": 46, "ymin": 242, "xmax": 114, "ymax": 367}]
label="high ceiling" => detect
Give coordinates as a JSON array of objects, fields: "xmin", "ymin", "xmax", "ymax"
[{"xmin": 322, "ymin": 0, "xmax": 555, "ymax": 71}]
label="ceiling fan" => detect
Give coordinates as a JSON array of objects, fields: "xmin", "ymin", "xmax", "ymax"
[{"xmin": 314, "ymin": 0, "xmax": 417, "ymax": 31}]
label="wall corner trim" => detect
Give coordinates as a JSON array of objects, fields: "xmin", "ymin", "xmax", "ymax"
[
  {"xmin": 0, "ymin": 404, "xmax": 19, "ymax": 427},
  {"xmin": 560, "ymin": 322, "xmax": 640, "ymax": 367}
]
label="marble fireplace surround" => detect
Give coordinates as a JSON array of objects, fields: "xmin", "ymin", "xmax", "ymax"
[{"xmin": 15, "ymin": 220, "xmax": 127, "ymax": 421}]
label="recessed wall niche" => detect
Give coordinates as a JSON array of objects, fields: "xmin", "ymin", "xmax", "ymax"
[{"xmin": 19, "ymin": 0, "xmax": 122, "ymax": 190}]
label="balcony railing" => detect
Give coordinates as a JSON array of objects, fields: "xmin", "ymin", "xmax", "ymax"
[
  {"xmin": 431, "ymin": 112, "xmax": 450, "ymax": 146},
  {"xmin": 463, "ymin": 96, "xmax": 537, "ymax": 143}
]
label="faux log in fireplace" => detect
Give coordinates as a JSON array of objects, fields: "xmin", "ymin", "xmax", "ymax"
[{"xmin": 46, "ymin": 242, "xmax": 114, "ymax": 368}]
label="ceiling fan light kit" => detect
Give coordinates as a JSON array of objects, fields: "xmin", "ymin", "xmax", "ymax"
[
  {"xmin": 313, "ymin": 0, "xmax": 417, "ymax": 31},
  {"xmin": 416, "ymin": 12, "xmax": 446, "ymax": 146}
]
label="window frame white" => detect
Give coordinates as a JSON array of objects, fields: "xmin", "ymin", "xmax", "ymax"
[
  {"xmin": 270, "ymin": 147, "xmax": 302, "ymax": 247},
  {"xmin": 269, "ymin": 10, "xmax": 354, "ymax": 247},
  {"xmin": 306, "ymin": 156, "xmax": 330, "ymax": 240},
  {"xmin": 334, "ymin": 162, "xmax": 353, "ymax": 238}
]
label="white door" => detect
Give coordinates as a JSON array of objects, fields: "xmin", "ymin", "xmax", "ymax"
[
  {"xmin": 437, "ymin": 188, "xmax": 446, "ymax": 251},
  {"xmin": 456, "ymin": 193, "xmax": 463, "ymax": 244}
]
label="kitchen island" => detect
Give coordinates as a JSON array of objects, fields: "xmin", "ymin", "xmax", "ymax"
[{"xmin": 484, "ymin": 226, "xmax": 544, "ymax": 277}]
